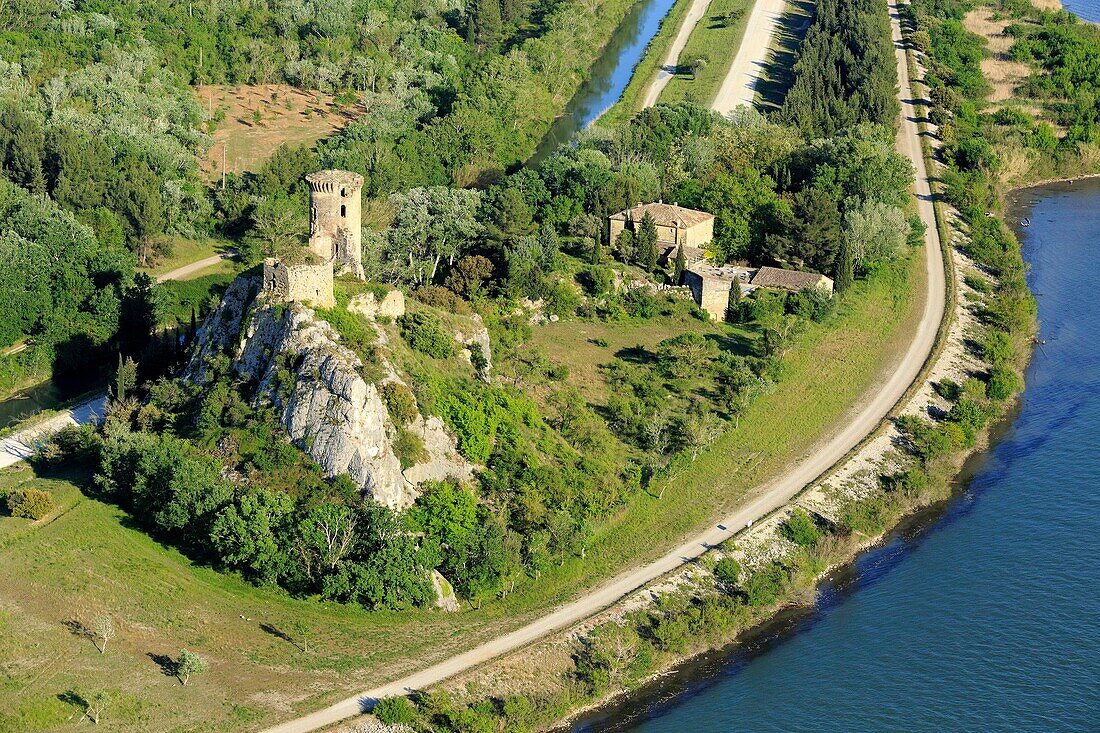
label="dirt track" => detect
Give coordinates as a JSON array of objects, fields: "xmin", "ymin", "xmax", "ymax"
[
  {"xmin": 641, "ymin": 0, "xmax": 715, "ymax": 107},
  {"xmin": 710, "ymin": 0, "xmax": 788, "ymax": 114}
]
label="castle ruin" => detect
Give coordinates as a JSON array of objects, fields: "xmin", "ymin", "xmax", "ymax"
[
  {"xmin": 306, "ymin": 169, "xmax": 364, "ymax": 279},
  {"xmin": 262, "ymin": 169, "xmax": 365, "ymax": 310}
]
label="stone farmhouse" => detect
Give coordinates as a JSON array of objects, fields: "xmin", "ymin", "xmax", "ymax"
[
  {"xmin": 685, "ymin": 262, "xmax": 835, "ymax": 320},
  {"xmin": 262, "ymin": 169, "xmax": 366, "ymax": 309},
  {"xmin": 609, "ymin": 202, "xmax": 715, "ymax": 264}
]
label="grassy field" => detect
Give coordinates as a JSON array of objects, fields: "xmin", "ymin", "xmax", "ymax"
[
  {"xmin": 0, "ymin": 245, "xmax": 924, "ymax": 731},
  {"xmin": 657, "ymin": 0, "xmax": 755, "ymax": 106},
  {"xmin": 158, "ymin": 271, "xmax": 238, "ymax": 328},
  {"xmin": 754, "ymin": 0, "xmax": 815, "ymax": 111},
  {"xmin": 529, "ymin": 299, "xmax": 753, "ymax": 403},
  {"xmin": 140, "ymin": 236, "xmax": 235, "ymax": 280},
  {"xmin": 598, "ymin": 0, "xmax": 698, "ymax": 126}
]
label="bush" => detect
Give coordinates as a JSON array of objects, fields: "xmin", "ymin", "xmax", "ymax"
[
  {"xmin": 544, "ymin": 280, "xmax": 581, "ymax": 318},
  {"xmin": 6, "ymin": 487, "xmax": 54, "ymax": 520},
  {"xmin": 394, "ymin": 427, "xmax": 429, "ymax": 469},
  {"xmin": 398, "ymin": 312, "xmax": 455, "ymax": 359},
  {"xmin": 413, "ymin": 285, "xmax": 470, "ymax": 314},
  {"xmin": 373, "ymin": 696, "xmax": 418, "ymax": 725},
  {"xmin": 982, "ymin": 329, "xmax": 1014, "ymax": 367},
  {"xmin": 779, "ymin": 508, "xmax": 822, "ymax": 548},
  {"xmin": 714, "ymin": 556, "xmax": 741, "ymax": 588},
  {"xmin": 623, "ymin": 288, "xmax": 660, "ymax": 319},
  {"xmin": 744, "ymin": 562, "xmax": 788, "ymax": 607},
  {"xmin": 986, "ymin": 365, "xmax": 1021, "ymax": 401},
  {"xmin": 935, "ymin": 378, "xmax": 961, "ymax": 401},
  {"xmin": 964, "ymin": 273, "xmax": 991, "ymax": 293},
  {"xmin": 381, "ymin": 382, "xmax": 419, "ymax": 426},
  {"xmin": 579, "ymin": 265, "xmax": 615, "ymax": 296}
]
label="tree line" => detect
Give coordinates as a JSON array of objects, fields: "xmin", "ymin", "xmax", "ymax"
[{"xmin": 780, "ymin": 0, "xmax": 900, "ymax": 137}]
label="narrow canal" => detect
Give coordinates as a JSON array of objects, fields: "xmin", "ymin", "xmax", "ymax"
[{"xmin": 529, "ymin": 0, "xmax": 678, "ymax": 163}]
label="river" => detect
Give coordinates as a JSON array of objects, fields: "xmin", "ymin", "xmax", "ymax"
[
  {"xmin": 569, "ymin": 179, "xmax": 1100, "ymax": 732},
  {"xmin": 529, "ymin": 0, "xmax": 678, "ymax": 164},
  {"xmin": 1064, "ymin": 0, "xmax": 1099, "ymax": 22}
]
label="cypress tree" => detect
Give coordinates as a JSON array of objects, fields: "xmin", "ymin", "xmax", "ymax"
[
  {"xmin": 673, "ymin": 244, "xmax": 686, "ymax": 284},
  {"xmin": 836, "ymin": 237, "xmax": 854, "ymax": 292},
  {"xmin": 591, "ymin": 231, "xmax": 604, "ymax": 264},
  {"xmin": 639, "ymin": 212, "xmax": 659, "ymax": 273},
  {"xmin": 467, "ymin": 0, "xmax": 503, "ymax": 52},
  {"xmin": 725, "ymin": 277, "xmax": 742, "ymax": 322}
]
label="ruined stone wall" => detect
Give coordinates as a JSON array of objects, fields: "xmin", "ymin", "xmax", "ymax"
[{"xmin": 263, "ymin": 259, "xmax": 335, "ymax": 309}]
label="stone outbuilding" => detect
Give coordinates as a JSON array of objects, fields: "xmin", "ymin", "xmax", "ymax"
[
  {"xmin": 684, "ymin": 263, "xmax": 754, "ymax": 320},
  {"xmin": 750, "ymin": 266, "xmax": 834, "ymax": 294},
  {"xmin": 609, "ymin": 202, "xmax": 714, "ymax": 252},
  {"xmin": 685, "ymin": 263, "xmax": 834, "ymax": 320}
]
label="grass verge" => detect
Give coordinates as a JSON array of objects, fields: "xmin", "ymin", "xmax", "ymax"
[
  {"xmin": 657, "ymin": 0, "xmax": 755, "ymax": 106},
  {"xmin": 599, "ymin": 0, "xmax": 699, "ymax": 126}
]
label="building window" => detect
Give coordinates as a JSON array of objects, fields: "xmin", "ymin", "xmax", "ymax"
[
  {"xmin": 340, "ymin": 187, "xmax": 346, "ymax": 197},
  {"xmin": 340, "ymin": 205, "xmax": 346, "ymax": 218}
]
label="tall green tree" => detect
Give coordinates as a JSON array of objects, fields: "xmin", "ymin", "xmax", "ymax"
[
  {"xmin": 638, "ymin": 212, "xmax": 659, "ymax": 272},
  {"xmin": 467, "ymin": 0, "xmax": 503, "ymax": 51},
  {"xmin": 835, "ymin": 237, "xmax": 854, "ymax": 292}
]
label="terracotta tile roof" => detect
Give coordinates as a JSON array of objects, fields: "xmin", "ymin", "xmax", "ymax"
[
  {"xmin": 609, "ymin": 202, "xmax": 714, "ymax": 228},
  {"xmin": 750, "ymin": 266, "xmax": 831, "ymax": 291}
]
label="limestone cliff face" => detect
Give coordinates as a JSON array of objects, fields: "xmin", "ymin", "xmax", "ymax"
[{"xmin": 187, "ymin": 276, "xmax": 414, "ymax": 508}]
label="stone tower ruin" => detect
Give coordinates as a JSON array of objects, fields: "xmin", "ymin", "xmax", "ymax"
[{"xmin": 306, "ymin": 169, "xmax": 365, "ymax": 279}]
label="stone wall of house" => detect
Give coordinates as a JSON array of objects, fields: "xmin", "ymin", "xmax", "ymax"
[
  {"xmin": 681, "ymin": 218, "xmax": 714, "ymax": 248},
  {"xmin": 684, "ymin": 270, "xmax": 733, "ymax": 320}
]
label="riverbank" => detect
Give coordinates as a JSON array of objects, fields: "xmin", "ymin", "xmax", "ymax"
[
  {"xmin": 390, "ymin": 1, "xmax": 1043, "ymax": 728},
  {"xmin": 568, "ymin": 177, "xmax": 1100, "ymax": 733}
]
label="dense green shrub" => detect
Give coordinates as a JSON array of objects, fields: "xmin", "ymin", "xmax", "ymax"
[
  {"xmin": 398, "ymin": 312, "xmax": 456, "ymax": 359},
  {"xmin": 744, "ymin": 562, "xmax": 789, "ymax": 607},
  {"xmin": 6, "ymin": 487, "xmax": 54, "ymax": 520},
  {"xmin": 373, "ymin": 697, "xmax": 418, "ymax": 725},
  {"xmin": 714, "ymin": 556, "xmax": 742, "ymax": 589},
  {"xmin": 779, "ymin": 508, "xmax": 823, "ymax": 548},
  {"xmin": 381, "ymin": 382, "xmax": 419, "ymax": 427},
  {"xmin": 987, "ymin": 366, "xmax": 1022, "ymax": 402},
  {"xmin": 394, "ymin": 428, "xmax": 429, "ymax": 469},
  {"xmin": 413, "ymin": 285, "xmax": 471, "ymax": 314}
]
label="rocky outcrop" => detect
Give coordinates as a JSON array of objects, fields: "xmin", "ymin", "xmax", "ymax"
[
  {"xmin": 348, "ymin": 289, "xmax": 405, "ymax": 320},
  {"xmin": 401, "ymin": 415, "xmax": 475, "ymax": 487},
  {"xmin": 187, "ymin": 276, "xmax": 413, "ymax": 509},
  {"xmin": 187, "ymin": 276, "xmax": 476, "ymax": 511},
  {"xmin": 431, "ymin": 570, "xmax": 460, "ymax": 612},
  {"xmin": 454, "ymin": 314, "xmax": 493, "ymax": 383}
]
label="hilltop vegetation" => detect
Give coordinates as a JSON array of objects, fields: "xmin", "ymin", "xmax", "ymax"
[{"xmin": 0, "ymin": 0, "xmax": 646, "ymax": 394}]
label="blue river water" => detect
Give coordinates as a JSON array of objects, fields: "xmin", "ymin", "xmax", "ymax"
[
  {"xmin": 570, "ymin": 181, "xmax": 1100, "ymax": 731},
  {"xmin": 1064, "ymin": 0, "xmax": 1099, "ymax": 22}
]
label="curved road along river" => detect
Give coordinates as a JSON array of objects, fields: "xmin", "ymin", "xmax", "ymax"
[{"xmin": 262, "ymin": 3, "xmax": 945, "ymax": 731}]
